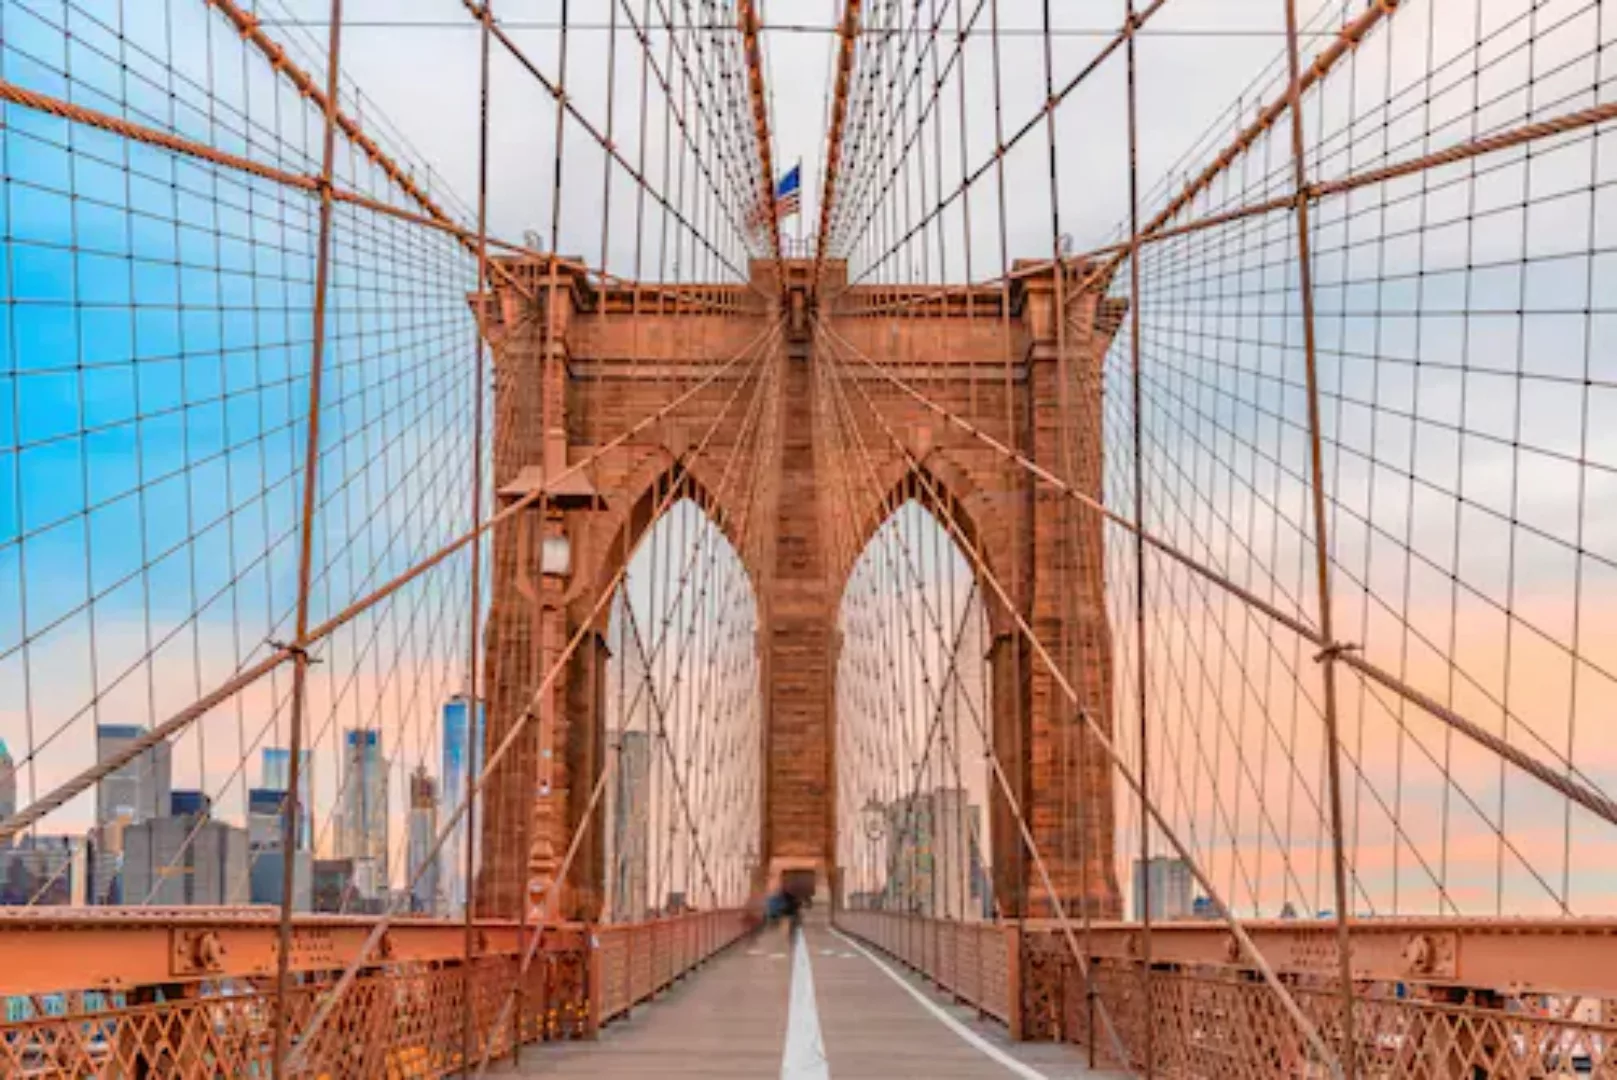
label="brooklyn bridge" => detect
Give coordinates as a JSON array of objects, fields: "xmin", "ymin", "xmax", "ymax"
[{"xmin": 1, "ymin": 0, "xmax": 1615, "ymax": 1075}]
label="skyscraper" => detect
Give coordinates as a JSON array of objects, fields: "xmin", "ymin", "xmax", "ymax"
[
  {"xmin": 440, "ymin": 694, "xmax": 484, "ymax": 914},
  {"xmin": 246, "ymin": 788, "xmax": 283, "ymax": 850},
  {"xmin": 0, "ymin": 834, "xmax": 86, "ymax": 906},
  {"xmin": 92, "ymin": 725, "xmax": 173, "ymax": 903},
  {"xmin": 337, "ymin": 729, "xmax": 388, "ymax": 890},
  {"xmin": 0, "ymin": 739, "xmax": 15, "ymax": 848},
  {"xmin": 261, "ymin": 748, "xmax": 289, "ymax": 791},
  {"xmin": 123, "ymin": 793, "xmax": 248, "ymax": 906},
  {"xmin": 407, "ymin": 767, "xmax": 439, "ymax": 915},
  {"xmin": 95, "ymin": 725, "xmax": 172, "ymax": 829},
  {"xmin": 882, "ymin": 792, "xmax": 938, "ymax": 914},
  {"xmin": 610, "ymin": 731, "xmax": 652, "ymax": 921},
  {"xmin": 928, "ymin": 787, "xmax": 976, "ymax": 919},
  {"xmin": 1133, "ymin": 856, "xmax": 1193, "ymax": 921},
  {"xmin": 261, "ymin": 747, "xmax": 313, "ymax": 849},
  {"xmin": 246, "ymin": 787, "xmax": 311, "ymax": 910}
]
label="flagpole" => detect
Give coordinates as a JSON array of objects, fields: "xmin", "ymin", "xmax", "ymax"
[{"xmin": 796, "ymin": 157, "xmax": 804, "ymax": 255}]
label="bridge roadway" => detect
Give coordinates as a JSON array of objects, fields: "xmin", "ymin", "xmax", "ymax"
[{"xmin": 498, "ymin": 912, "xmax": 1116, "ymax": 1079}]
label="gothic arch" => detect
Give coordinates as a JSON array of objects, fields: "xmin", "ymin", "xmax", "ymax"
[
  {"xmin": 570, "ymin": 445, "xmax": 764, "ymax": 637},
  {"xmin": 831, "ymin": 449, "xmax": 1018, "ymax": 641}
]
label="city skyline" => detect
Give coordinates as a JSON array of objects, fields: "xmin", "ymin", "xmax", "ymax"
[{"xmin": 0, "ymin": 695, "xmax": 476, "ymax": 909}]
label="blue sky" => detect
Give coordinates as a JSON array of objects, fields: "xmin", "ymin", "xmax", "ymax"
[{"xmin": 1, "ymin": 0, "xmax": 483, "ymax": 891}]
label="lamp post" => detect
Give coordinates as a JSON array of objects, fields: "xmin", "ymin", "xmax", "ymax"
[
  {"xmin": 743, "ymin": 841, "xmax": 759, "ymax": 900},
  {"xmin": 494, "ymin": 426, "xmax": 604, "ymax": 923},
  {"xmin": 860, "ymin": 797, "xmax": 887, "ymax": 909}
]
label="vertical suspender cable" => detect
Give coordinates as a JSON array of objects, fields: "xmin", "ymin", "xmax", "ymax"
[
  {"xmin": 463, "ymin": 0, "xmax": 495, "ymax": 1068},
  {"xmin": 273, "ymin": 2, "xmax": 346, "ymax": 1076},
  {"xmin": 1281, "ymin": 0, "xmax": 1356, "ymax": 1069},
  {"xmin": 1123, "ymin": 0, "xmax": 1154, "ymax": 1072}
]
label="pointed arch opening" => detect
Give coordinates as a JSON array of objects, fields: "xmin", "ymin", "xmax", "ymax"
[
  {"xmin": 835, "ymin": 495, "xmax": 996, "ymax": 919},
  {"xmin": 599, "ymin": 495, "xmax": 762, "ymax": 921}
]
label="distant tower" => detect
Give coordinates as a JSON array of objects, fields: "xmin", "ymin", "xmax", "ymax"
[
  {"xmin": 92, "ymin": 725, "xmax": 173, "ymax": 903},
  {"xmin": 1133, "ymin": 856, "xmax": 1193, "ymax": 922},
  {"xmin": 338, "ymin": 730, "xmax": 388, "ymax": 890},
  {"xmin": 95, "ymin": 725, "xmax": 172, "ymax": 828},
  {"xmin": 247, "ymin": 786, "xmax": 311, "ymax": 910},
  {"xmin": 407, "ymin": 767, "xmax": 440, "ymax": 914},
  {"xmin": 260, "ymin": 747, "xmax": 313, "ymax": 849},
  {"xmin": 440, "ymin": 694, "xmax": 484, "ymax": 914},
  {"xmin": 611, "ymin": 731, "xmax": 652, "ymax": 921},
  {"xmin": 123, "ymin": 791, "xmax": 248, "ymax": 907},
  {"xmin": 0, "ymin": 739, "xmax": 15, "ymax": 847}
]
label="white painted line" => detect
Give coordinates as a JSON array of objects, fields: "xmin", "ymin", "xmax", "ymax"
[
  {"xmin": 782, "ymin": 924, "xmax": 831, "ymax": 1079},
  {"xmin": 829, "ymin": 926, "xmax": 1051, "ymax": 1080}
]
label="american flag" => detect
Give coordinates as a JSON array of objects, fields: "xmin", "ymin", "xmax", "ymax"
[{"xmin": 775, "ymin": 164, "xmax": 801, "ymax": 219}]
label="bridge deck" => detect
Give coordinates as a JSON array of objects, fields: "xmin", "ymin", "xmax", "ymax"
[{"xmin": 499, "ymin": 919, "xmax": 1116, "ymax": 1078}]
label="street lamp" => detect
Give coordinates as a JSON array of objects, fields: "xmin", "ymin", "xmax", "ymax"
[
  {"xmin": 492, "ymin": 428, "xmax": 605, "ymax": 912},
  {"xmin": 860, "ymin": 797, "xmax": 887, "ymax": 841},
  {"xmin": 860, "ymin": 798, "xmax": 887, "ymax": 908}
]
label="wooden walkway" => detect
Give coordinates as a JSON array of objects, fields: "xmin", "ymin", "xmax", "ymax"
[{"xmin": 500, "ymin": 916, "xmax": 1118, "ymax": 1078}]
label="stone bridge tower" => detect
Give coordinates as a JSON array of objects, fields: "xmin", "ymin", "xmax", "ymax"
[{"xmin": 472, "ymin": 256, "xmax": 1124, "ymax": 922}]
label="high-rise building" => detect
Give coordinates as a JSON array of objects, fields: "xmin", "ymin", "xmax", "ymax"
[
  {"xmin": 313, "ymin": 857, "xmax": 383, "ymax": 915},
  {"xmin": 95, "ymin": 725, "xmax": 172, "ymax": 828},
  {"xmin": 1133, "ymin": 856, "xmax": 1193, "ymax": 921},
  {"xmin": 249, "ymin": 847, "xmax": 312, "ymax": 911},
  {"xmin": 92, "ymin": 725, "xmax": 172, "ymax": 903},
  {"xmin": 261, "ymin": 748, "xmax": 291, "ymax": 790},
  {"xmin": 0, "ymin": 835, "xmax": 87, "ymax": 906},
  {"xmin": 407, "ymin": 767, "xmax": 439, "ymax": 914},
  {"xmin": 169, "ymin": 790, "xmax": 211, "ymax": 818},
  {"xmin": 246, "ymin": 788, "xmax": 284, "ymax": 850},
  {"xmin": 260, "ymin": 747, "xmax": 313, "ymax": 849},
  {"xmin": 882, "ymin": 792, "xmax": 937, "ymax": 914},
  {"xmin": 928, "ymin": 788, "xmax": 980, "ymax": 920},
  {"xmin": 337, "ymin": 730, "xmax": 388, "ymax": 891},
  {"xmin": 123, "ymin": 793, "xmax": 248, "ymax": 906},
  {"xmin": 879, "ymin": 788, "xmax": 976, "ymax": 918},
  {"xmin": 609, "ymin": 731, "xmax": 652, "ymax": 921},
  {"xmin": 877, "ymin": 790, "xmax": 990, "ymax": 918},
  {"xmin": 440, "ymin": 694, "xmax": 484, "ymax": 914},
  {"xmin": 0, "ymin": 739, "xmax": 15, "ymax": 848},
  {"xmin": 88, "ymin": 821, "xmax": 127, "ymax": 904},
  {"xmin": 246, "ymin": 787, "xmax": 310, "ymax": 910}
]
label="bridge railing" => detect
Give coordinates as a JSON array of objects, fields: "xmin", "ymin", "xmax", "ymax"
[
  {"xmin": 833, "ymin": 909, "xmax": 1022, "ymax": 1035},
  {"xmin": 592, "ymin": 910, "xmax": 752, "ymax": 1025},
  {"xmin": 835, "ymin": 910, "xmax": 1617, "ymax": 1075},
  {"xmin": 0, "ymin": 907, "xmax": 749, "ymax": 1077}
]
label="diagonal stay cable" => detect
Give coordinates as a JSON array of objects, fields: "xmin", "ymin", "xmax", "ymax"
[
  {"xmin": 817, "ymin": 319, "xmax": 1617, "ymax": 834},
  {"xmin": 836, "ymin": 0, "xmax": 1396, "ymax": 318},
  {"xmin": 817, "ymin": 319, "xmax": 1346, "ymax": 1075},
  {"xmin": 813, "ymin": 321, "xmax": 1134, "ymax": 1066},
  {"xmin": 821, "ymin": 444, "xmax": 1008, "ymax": 919},
  {"xmin": 0, "ymin": 316, "xmax": 780, "ymax": 846},
  {"xmin": 287, "ymin": 321, "xmax": 782, "ymax": 1072},
  {"xmin": 459, "ymin": 0, "xmax": 752, "ymax": 281},
  {"xmin": 466, "ymin": 328, "xmax": 783, "ymax": 1075}
]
